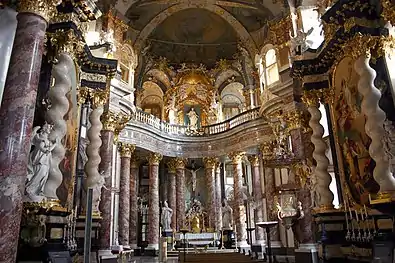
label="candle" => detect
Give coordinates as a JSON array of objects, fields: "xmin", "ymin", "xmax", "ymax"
[
  {"xmin": 355, "ymin": 210, "xmax": 359, "ymax": 221},
  {"xmin": 364, "ymin": 205, "xmax": 368, "ymax": 217},
  {"xmin": 349, "ymin": 205, "xmax": 353, "ymax": 219}
]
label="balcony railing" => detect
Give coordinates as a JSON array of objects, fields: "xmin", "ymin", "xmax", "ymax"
[{"xmin": 131, "ymin": 107, "xmax": 262, "ymax": 136}]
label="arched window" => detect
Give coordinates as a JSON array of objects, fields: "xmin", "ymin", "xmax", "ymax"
[{"xmin": 265, "ymin": 49, "xmax": 279, "ymax": 86}]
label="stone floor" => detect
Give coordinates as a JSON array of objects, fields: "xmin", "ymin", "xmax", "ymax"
[{"xmin": 130, "ymin": 257, "xmax": 178, "ymax": 263}]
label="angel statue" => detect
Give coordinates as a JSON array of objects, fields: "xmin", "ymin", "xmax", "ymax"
[
  {"xmin": 25, "ymin": 124, "xmax": 60, "ymax": 202},
  {"xmin": 289, "ymin": 27, "xmax": 314, "ymax": 57}
]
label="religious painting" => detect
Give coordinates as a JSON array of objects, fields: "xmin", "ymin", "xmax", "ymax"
[
  {"xmin": 332, "ymin": 56, "xmax": 379, "ymax": 205},
  {"xmin": 57, "ymin": 62, "xmax": 80, "ymax": 209}
]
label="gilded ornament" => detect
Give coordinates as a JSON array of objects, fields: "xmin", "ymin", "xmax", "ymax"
[
  {"xmin": 80, "ymin": 72, "xmax": 107, "ymax": 83},
  {"xmin": 203, "ymin": 157, "xmax": 218, "ymax": 169},
  {"xmin": 18, "ymin": 0, "xmax": 61, "ymax": 23},
  {"xmin": 266, "ymin": 14, "xmax": 292, "ymax": 47},
  {"xmin": 228, "ymin": 151, "xmax": 245, "ymax": 164},
  {"xmin": 167, "ymin": 158, "xmax": 178, "ymax": 173},
  {"xmin": 260, "ymin": 141, "xmax": 275, "ymax": 159},
  {"xmin": 148, "ymin": 153, "xmax": 163, "ymax": 165},
  {"xmin": 381, "ymin": 0, "xmax": 395, "ymax": 26},
  {"xmin": 101, "ymin": 111, "xmax": 118, "ymax": 132},
  {"xmin": 175, "ymin": 157, "xmax": 187, "ymax": 169},
  {"xmin": 47, "ymin": 29, "xmax": 85, "ymax": 63},
  {"xmin": 247, "ymin": 155, "xmax": 260, "ymax": 167},
  {"xmin": 302, "ymin": 90, "xmax": 320, "ymax": 106},
  {"xmin": 114, "ymin": 113, "xmax": 132, "ymax": 142},
  {"xmin": 91, "ymin": 89, "xmax": 108, "ymax": 109},
  {"xmin": 118, "ymin": 142, "xmax": 135, "ymax": 158}
]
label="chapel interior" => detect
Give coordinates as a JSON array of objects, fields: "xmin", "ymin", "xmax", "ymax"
[{"xmin": 1, "ymin": 0, "xmax": 395, "ymax": 263}]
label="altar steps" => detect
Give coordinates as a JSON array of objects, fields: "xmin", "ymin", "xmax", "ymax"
[{"xmin": 179, "ymin": 252, "xmax": 257, "ymax": 263}]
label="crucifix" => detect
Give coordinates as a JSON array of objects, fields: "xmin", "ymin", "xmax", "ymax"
[{"xmin": 186, "ymin": 161, "xmax": 202, "ymax": 198}]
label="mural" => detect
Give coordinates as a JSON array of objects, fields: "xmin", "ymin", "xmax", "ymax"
[{"xmin": 332, "ymin": 57, "xmax": 379, "ymax": 205}]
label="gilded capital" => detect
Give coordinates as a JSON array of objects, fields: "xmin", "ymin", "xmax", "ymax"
[
  {"xmin": 247, "ymin": 155, "xmax": 260, "ymax": 167},
  {"xmin": 47, "ymin": 29, "xmax": 84, "ymax": 62},
  {"xmin": 101, "ymin": 111, "xmax": 118, "ymax": 132},
  {"xmin": 203, "ymin": 157, "xmax": 218, "ymax": 169},
  {"xmin": 175, "ymin": 157, "xmax": 187, "ymax": 169},
  {"xmin": 91, "ymin": 89, "xmax": 108, "ymax": 109},
  {"xmin": 118, "ymin": 142, "xmax": 135, "ymax": 158},
  {"xmin": 228, "ymin": 151, "xmax": 245, "ymax": 164},
  {"xmin": 302, "ymin": 90, "xmax": 320, "ymax": 107},
  {"xmin": 167, "ymin": 158, "xmax": 178, "ymax": 173},
  {"xmin": 148, "ymin": 153, "xmax": 163, "ymax": 165},
  {"xmin": 114, "ymin": 113, "xmax": 132, "ymax": 135},
  {"xmin": 18, "ymin": 0, "xmax": 60, "ymax": 23}
]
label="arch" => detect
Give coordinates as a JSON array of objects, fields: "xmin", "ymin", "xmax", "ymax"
[
  {"xmin": 221, "ymin": 82, "xmax": 245, "ymax": 104},
  {"xmin": 133, "ymin": 3, "xmax": 258, "ymax": 58}
]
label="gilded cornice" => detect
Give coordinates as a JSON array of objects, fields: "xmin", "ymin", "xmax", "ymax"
[
  {"xmin": 18, "ymin": 0, "xmax": 60, "ymax": 23},
  {"xmin": 203, "ymin": 157, "xmax": 218, "ymax": 169},
  {"xmin": 118, "ymin": 142, "xmax": 135, "ymax": 158},
  {"xmin": 228, "ymin": 151, "xmax": 245, "ymax": 164},
  {"xmin": 166, "ymin": 158, "xmax": 178, "ymax": 173},
  {"xmin": 148, "ymin": 153, "xmax": 163, "ymax": 165},
  {"xmin": 247, "ymin": 155, "xmax": 260, "ymax": 167}
]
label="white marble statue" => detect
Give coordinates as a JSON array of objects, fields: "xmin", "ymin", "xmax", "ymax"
[
  {"xmin": 222, "ymin": 199, "xmax": 233, "ymax": 229},
  {"xmin": 187, "ymin": 107, "xmax": 199, "ymax": 131},
  {"xmin": 187, "ymin": 167, "xmax": 202, "ymax": 192},
  {"xmin": 166, "ymin": 94, "xmax": 178, "ymax": 124},
  {"xmin": 289, "ymin": 27, "xmax": 314, "ymax": 57},
  {"xmin": 25, "ymin": 124, "xmax": 59, "ymax": 202},
  {"xmin": 161, "ymin": 201, "xmax": 173, "ymax": 230},
  {"xmin": 92, "ymin": 174, "xmax": 106, "ymax": 212}
]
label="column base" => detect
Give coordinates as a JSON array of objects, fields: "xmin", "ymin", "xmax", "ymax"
[
  {"xmin": 251, "ymin": 242, "xmax": 266, "ymax": 259},
  {"xmin": 145, "ymin": 244, "xmax": 159, "ymax": 257},
  {"xmin": 295, "ymin": 243, "xmax": 319, "ymax": 263}
]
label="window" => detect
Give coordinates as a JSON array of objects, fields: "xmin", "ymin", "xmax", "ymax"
[{"xmin": 265, "ymin": 49, "xmax": 279, "ymax": 86}]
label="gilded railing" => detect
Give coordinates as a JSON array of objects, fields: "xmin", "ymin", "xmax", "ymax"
[{"xmin": 131, "ymin": 107, "xmax": 261, "ymax": 136}]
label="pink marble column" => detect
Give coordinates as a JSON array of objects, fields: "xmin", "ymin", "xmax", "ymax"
[
  {"xmin": 129, "ymin": 155, "xmax": 139, "ymax": 248},
  {"xmin": 147, "ymin": 153, "xmax": 163, "ymax": 250},
  {"xmin": 166, "ymin": 159, "xmax": 178, "ymax": 230},
  {"xmin": 215, "ymin": 162, "xmax": 223, "ymax": 230},
  {"xmin": 0, "ymin": 3, "xmax": 57, "ymax": 261},
  {"xmin": 264, "ymin": 167, "xmax": 280, "ymax": 241},
  {"xmin": 203, "ymin": 157, "xmax": 218, "ymax": 230},
  {"xmin": 228, "ymin": 152, "xmax": 247, "ymax": 246},
  {"xmin": 98, "ymin": 128, "xmax": 115, "ymax": 249},
  {"xmin": 175, "ymin": 158, "xmax": 187, "ymax": 230},
  {"xmin": 248, "ymin": 155, "xmax": 264, "ymax": 243},
  {"xmin": 118, "ymin": 143, "xmax": 135, "ymax": 245}
]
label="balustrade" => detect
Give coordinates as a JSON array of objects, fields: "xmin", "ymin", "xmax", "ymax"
[{"xmin": 131, "ymin": 107, "xmax": 261, "ymax": 136}]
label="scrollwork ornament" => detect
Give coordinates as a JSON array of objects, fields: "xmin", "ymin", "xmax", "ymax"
[{"xmin": 18, "ymin": 0, "xmax": 61, "ymax": 23}]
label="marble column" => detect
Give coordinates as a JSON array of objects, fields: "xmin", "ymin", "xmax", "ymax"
[
  {"xmin": 129, "ymin": 155, "xmax": 139, "ymax": 248},
  {"xmin": 98, "ymin": 111, "xmax": 117, "ymax": 249},
  {"xmin": 166, "ymin": 158, "xmax": 178, "ymax": 230},
  {"xmin": 248, "ymin": 155, "xmax": 264, "ymax": 244},
  {"xmin": 228, "ymin": 152, "xmax": 247, "ymax": 247},
  {"xmin": 118, "ymin": 143, "xmax": 135, "ymax": 246},
  {"xmin": 0, "ymin": 1, "xmax": 58, "ymax": 261},
  {"xmin": 215, "ymin": 161, "xmax": 223, "ymax": 231},
  {"xmin": 203, "ymin": 157, "xmax": 218, "ymax": 230},
  {"xmin": 175, "ymin": 158, "xmax": 187, "ymax": 230},
  {"xmin": 263, "ymin": 167, "xmax": 280, "ymax": 242},
  {"xmin": 147, "ymin": 153, "xmax": 163, "ymax": 250}
]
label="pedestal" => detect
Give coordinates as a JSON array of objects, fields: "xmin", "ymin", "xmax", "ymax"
[{"xmin": 257, "ymin": 221, "xmax": 279, "ymax": 263}]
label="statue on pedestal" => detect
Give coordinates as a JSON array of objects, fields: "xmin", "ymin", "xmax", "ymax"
[
  {"xmin": 25, "ymin": 124, "xmax": 59, "ymax": 202},
  {"xmin": 222, "ymin": 199, "xmax": 233, "ymax": 229},
  {"xmin": 166, "ymin": 94, "xmax": 178, "ymax": 125},
  {"xmin": 161, "ymin": 201, "xmax": 173, "ymax": 230}
]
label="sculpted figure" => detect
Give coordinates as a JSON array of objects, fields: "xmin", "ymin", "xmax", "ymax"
[
  {"xmin": 187, "ymin": 107, "xmax": 199, "ymax": 130},
  {"xmin": 161, "ymin": 201, "xmax": 173, "ymax": 230},
  {"xmin": 166, "ymin": 94, "xmax": 178, "ymax": 124},
  {"xmin": 222, "ymin": 199, "xmax": 233, "ymax": 229},
  {"xmin": 25, "ymin": 124, "xmax": 59, "ymax": 202}
]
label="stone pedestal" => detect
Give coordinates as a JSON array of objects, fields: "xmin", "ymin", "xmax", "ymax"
[
  {"xmin": 203, "ymin": 157, "xmax": 218, "ymax": 230},
  {"xmin": 175, "ymin": 158, "xmax": 186, "ymax": 230},
  {"xmin": 147, "ymin": 153, "xmax": 163, "ymax": 252},
  {"xmin": 118, "ymin": 143, "xmax": 135, "ymax": 246},
  {"xmin": 228, "ymin": 152, "xmax": 247, "ymax": 248},
  {"xmin": 166, "ymin": 159, "xmax": 177, "ymax": 230},
  {"xmin": 129, "ymin": 156, "xmax": 139, "ymax": 248},
  {"xmin": 0, "ymin": 3, "xmax": 56, "ymax": 261}
]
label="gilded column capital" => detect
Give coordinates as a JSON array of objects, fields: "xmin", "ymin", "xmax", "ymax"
[
  {"xmin": 302, "ymin": 90, "xmax": 320, "ymax": 107},
  {"xmin": 118, "ymin": 142, "xmax": 135, "ymax": 158},
  {"xmin": 166, "ymin": 158, "xmax": 178, "ymax": 173},
  {"xmin": 148, "ymin": 152, "xmax": 163, "ymax": 165},
  {"xmin": 91, "ymin": 89, "xmax": 108, "ymax": 109},
  {"xmin": 101, "ymin": 111, "xmax": 118, "ymax": 132},
  {"xmin": 203, "ymin": 157, "xmax": 218, "ymax": 169},
  {"xmin": 228, "ymin": 151, "xmax": 245, "ymax": 164},
  {"xmin": 47, "ymin": 29, "xmax": 85, "ymax": 62},
  {"xmin": 18, "ymin": 0, "xmax": 61, "ymax": 23},
  {"xmin": 175, "ymin": 157, "xmax": 187, "ymax": 169},
  {"xmin": 247, "ymin": 155, "xmax": 260, "ymax": 167}
]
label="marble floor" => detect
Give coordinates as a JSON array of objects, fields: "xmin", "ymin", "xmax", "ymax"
[{"xmin": 130, "ymin": 257, "xmax": 178, "ymax": 263}]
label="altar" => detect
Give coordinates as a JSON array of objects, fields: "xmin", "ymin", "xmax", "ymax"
[{"xmin": 175, "ymin": 232, "xmax": 218, "ymax": 247}]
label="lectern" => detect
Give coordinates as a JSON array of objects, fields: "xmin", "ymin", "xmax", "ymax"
[{"xmin": 256, "ymin": 221, "xmax": 279, "ymax": 263}]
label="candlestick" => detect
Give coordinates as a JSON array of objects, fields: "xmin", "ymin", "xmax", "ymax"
[
  {"xmin": 364, "ymin": 205, "xmax": 368, "ymax": 218},
  {"xmin": 355, "ymin": 210, "xmax": 359, "ymax": 222}
]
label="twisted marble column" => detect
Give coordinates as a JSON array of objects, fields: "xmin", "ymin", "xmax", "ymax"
[
  {"xmin": 118, "ymin": 143, "xmax": 135, "ymax": 246},
  {"xmin": 215, "ymin": 162, "xmax": 223, "ymax": 231},
  {"xmin": 44, "ymin": 53, "xmax": 73, "ymax": 199},
  {"xmin": 147, "ymin": 153, "xmax": 163, "ymax": 250},
  {"xmin": 228, "ymin": 152, "xmax": 247, "ymax": 246},
  {"xmin": 0, "ymin": 1, "xmax": 58, "ymax": 261},
  {"xmin": 203, "ymin": 157, "xmax": 218, "ymax": 230},
  {"xmin": 175, "ymin": 158, "xmax": 187, "ymax": 230},
  {"xmin": 354, "ymin": 53, "xmax": 395, "ymax": 192},
  {"xmin": 167, "ymin": 158, "xmax": 178, "ymax": 230},
  {"xmin": 306, "ymin": 101, "xmax": 334, "ymax": 208},
  {"xmin": 248, "ymin": 155, "xmax": 264, "ymax": 244},
  {"xmin": 85, "ymin": 92, "xmax": 106, "ymax": 213},
  {"xmin": 129, "ymin": 155, "xmax": 139, "ymax": 248},
  {"xmin": 98, "ymin": 111, "xmax": 116, "ymax": 249}
]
